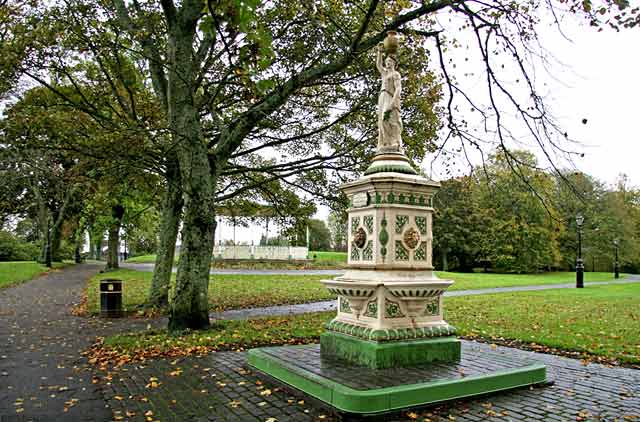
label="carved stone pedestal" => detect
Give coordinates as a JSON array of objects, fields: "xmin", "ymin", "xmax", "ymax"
[{"xmin": 319, "ymin": 154, "xmax": 460, "ymax": 368}]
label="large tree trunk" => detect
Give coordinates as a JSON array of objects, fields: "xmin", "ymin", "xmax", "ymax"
[
  {"xmin": 106, "ymin": 204, "xmax": 125, "ymax": 270},
  {"xmin": 50, "ymin": 221, "xmax": 62, "ymax": 262},
  {"xmin": 148, "ymin": 158, "xmax": 183, "ymax": 308},
  {"xmin": 166, "ymin": 20, "xmax": 216, "ymax": 331}
]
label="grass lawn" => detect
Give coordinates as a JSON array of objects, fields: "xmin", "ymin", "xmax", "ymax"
[
  {"xmin": 0, "ymin": 261, "xmax": 67, "ymax": 289},
  {"xmin": 124, "ymin": 254, "xmax": 162, "ymax": 264},
  {"xmin": 439, "ymin": 271, "xmax": 625, "ymax": 290},
  {"xmin": 308, "ymin": 250, "xmax": 346, "ymax": 266},
  {"xmin": 100, "ymin": 283, "xmax": 640, "ymax": 367},
  {"xmin": 86, "ymin": 268, "xmax": 627, "ymax": 315},
  {"xmin": 86, "ymin": 269, "xmax": 331, "ymax": 314},
  {"xmin": 446, "ymin": 282, "xmax": 640, "ymax": 365}
]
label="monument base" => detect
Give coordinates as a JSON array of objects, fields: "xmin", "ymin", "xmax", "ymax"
[
  {"xmin": 247, "ymin": 343, "xmax": 550, "ymax": 415},
  {"xmin": 320, "ymin": 332, "xmax": 461, "ymax": 369}
]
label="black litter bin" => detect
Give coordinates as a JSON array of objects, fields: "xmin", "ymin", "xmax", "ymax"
[{"xmin": 100, "ymin": 279, "xmax": 123, "ymax": 317}]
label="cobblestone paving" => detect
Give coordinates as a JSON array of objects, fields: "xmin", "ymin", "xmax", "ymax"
[{"xmin": 103, "ymin": 341, "xmax": 640, "ymax": 422}]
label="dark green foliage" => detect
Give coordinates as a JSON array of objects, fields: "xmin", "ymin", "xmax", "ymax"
[
  {"xmin": 0, "ymin": 231, "xmax": 40, "ymax": 261},
  {"xmin": 434, "ymin": 150, "xmax": 640, "ymax": 273}
]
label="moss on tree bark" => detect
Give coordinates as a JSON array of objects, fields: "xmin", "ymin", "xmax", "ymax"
[{"xmin": 148, "ymin": 157, "xmax": 182, "ymax": 308}]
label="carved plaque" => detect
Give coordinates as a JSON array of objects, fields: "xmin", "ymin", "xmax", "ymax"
[
  {"xmin": 352, "ymin": 192, "xmax": 368, "ymax": 208},
  {"xmin": 354, "ymin": 227, "xmax": 367, "ymax": 248},
  {"xmin": 403, "ymin": 227, "xmax": 420, "ymax": 249}
]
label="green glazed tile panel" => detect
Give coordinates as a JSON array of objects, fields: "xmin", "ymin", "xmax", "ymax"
[{"xmin": 248, "ymin": 344, "xmax": 548, "ymax": 415}]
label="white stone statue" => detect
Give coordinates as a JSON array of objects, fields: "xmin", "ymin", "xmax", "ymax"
[{"xmin": 376, "ymin": 42, "xmax": 403, "ymax": 152}]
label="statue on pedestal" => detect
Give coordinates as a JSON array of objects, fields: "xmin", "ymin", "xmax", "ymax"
[{"xmin": 376, "ymin": 35, "xmax": 403, "ymax": 153}]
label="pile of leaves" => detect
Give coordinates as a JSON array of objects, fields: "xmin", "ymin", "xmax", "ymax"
[{"xmin": 84, "ymin": 313, "xmax": 331, "ymax": 369}]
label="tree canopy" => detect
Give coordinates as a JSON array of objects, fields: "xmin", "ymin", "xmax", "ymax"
[{"xmin": 2, "ymin": 0, "xmax": 637, "ymax": 330}]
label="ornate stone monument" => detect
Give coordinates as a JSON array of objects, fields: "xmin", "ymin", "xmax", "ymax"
[
  {"xmin": 248, "ymin": 32, "xmax": 548, "ymax": 415},
  {"xmin": 320, "ymin": 34, "xmax": 458, "ymax": 368}
]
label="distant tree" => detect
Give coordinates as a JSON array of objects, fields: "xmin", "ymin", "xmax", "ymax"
[
  {"xmin": 475, "ymin": 151, "xmax": 561, "ymax": 273},
  {"xmin": 307, "ymin": 219, "xmax": 332, "ymax": 251},
  {"xmin": 327, "ymin": 210, "xmax": 347, "ymax": 252},
  {"xmin": 432, "ymin": 177, "xmax": 482, "ymax": 272}
]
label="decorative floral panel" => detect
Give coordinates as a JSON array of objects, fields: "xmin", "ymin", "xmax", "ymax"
[
  {"xmin": 350, "ymin": 241, "xmax": 360, "ymax": 261},
  {"xmin": 395, "ymin": 240, "xmax": 409, "ymax": 261},
  {"xmin": 385, "ymin": 298, "xmax": 405, "ymax": 318},
  {"xmin": 414, "ymin": 241, "xmax": 427, "ymax": 261},
  {"xmin": 423, "ymin": 297, "xmax": 439, "ymax": 316},
  {"xmin": 363, "ymin": 300, "xmax": 378, "ymax": 318},
  {"xmin": 351, "ymin": 216, "xmax": 360, "ymax": 234},
  {"xmin": 415, "ymin": 216, "xmax": 427, "ymax": 235},
  {"xmin": 363, "ymin": 215, "xmax": 374, "ymax": 234},
  {"xmin": 395, "ymin": 215, "xmax": 408, "ymax": 234},
  {"xmin": 362, "ymin": 240, "xmax": 373, "ymax": 261},
  {"xmin": 340, "ymin": 297, "xmax": 352, "ymax": 314}
]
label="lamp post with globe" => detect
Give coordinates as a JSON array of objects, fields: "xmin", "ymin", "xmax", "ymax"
[
  {"xmin": 613, "ymin": 239, "xmax": 620, "ymax": 279},
  {"xmin": 576, "ymin": 214, "xmax": 584, "ymax": 288}
]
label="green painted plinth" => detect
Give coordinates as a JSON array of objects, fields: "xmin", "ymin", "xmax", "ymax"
[
  {"xmin": 247, "ymin": 343, "xmax": 549, "ymax": 415},
  {"xmin": 320, "ymin": 331, "xmax": 461, "ymax": 369}
]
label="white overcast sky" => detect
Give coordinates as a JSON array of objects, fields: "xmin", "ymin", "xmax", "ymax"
[{"xmin": 223, "ymin": 13, "xmax": 640, "ymax": 243}]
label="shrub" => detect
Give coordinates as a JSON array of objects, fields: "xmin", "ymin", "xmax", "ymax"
[{"xmin": 0, "ymin": 230, "xmax": 40, "ymax": 261}]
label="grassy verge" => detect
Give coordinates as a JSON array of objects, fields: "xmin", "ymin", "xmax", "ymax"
[
  {"xmin": 86, "ymin": 269, "xmax": 332, "ymax": 314},
  {"xmin": 86, "ymin": 268, "xmax": 628, "ymax": 315},
  {"xmin": 97, "ymin": 283, "xmax": 640, "ymax": 368},
  {"xmin": 0, "ymin": 261, "xmax": 67, "ymax": 289},
  {"xmin": 307, "ymin": 250, "xmax": 346, "ymax": 266},
  {"xmin": 447, "ymin": 282, "xmax": 640, "ymax": 366},
  {"xmin": 124, "ymin": 254, "xmax": 163, "ymax": 264},
  {"xmin": 440, "ymin": 271, "xmax": 626, "ymax": 290}
]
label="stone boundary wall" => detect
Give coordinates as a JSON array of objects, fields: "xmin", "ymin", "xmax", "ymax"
[{"xmin": 213, "ymin": 245, "xmax": 308, "ymax": 260}]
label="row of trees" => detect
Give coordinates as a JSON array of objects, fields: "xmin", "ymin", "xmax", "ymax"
[
  {"xmin": 2, "ymin": 0, "xmax": 636, "ymax": 331},
  {"xmin": 432, "ymin": 151, "xmax": 640, "ymax": 273}
]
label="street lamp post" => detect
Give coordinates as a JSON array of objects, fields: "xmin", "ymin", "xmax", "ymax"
[
  {"xmin": 576, "ymin": 214, "xmax": 584, "ymax": 288},
  {"xmin": 613, "ymin": 239, "xmax": 620, "ymax": 279}
]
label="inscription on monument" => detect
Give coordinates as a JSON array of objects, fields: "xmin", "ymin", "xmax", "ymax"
[{"xmin": 352, "ymin": 192, "xmax": 368, "ymax": 208}]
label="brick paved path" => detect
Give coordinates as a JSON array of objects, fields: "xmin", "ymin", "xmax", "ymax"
[
  {"xmin": 0, "ymin": 264, "xmax": 150, "ymax": 422},
  {"xmin": 103, "ymin": 341, "xmax": 640, "ymax": 422},
  {"xmin": 1, "ymin": 265, "xmax": 639, "ymax": 421}
]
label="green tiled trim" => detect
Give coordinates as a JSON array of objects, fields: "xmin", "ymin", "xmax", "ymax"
[
  {"xmin": 320, "ymin": 332, "xmax": 461, "ymax": 369},
  {"xmin": 379, "ymin": 214, "xmax": 389, "ymax": 260},
  {"xmin": 248, "ymin": 346, "xmax": 548, "ymax": 414},
  {"xmin": 372, "ymin": 191, "xmax": 432, "ymax": 208},
  {"xmin": 364, "ymin": 164, "xmax": 418, "ymax": 175},
  {"xmin": 325, "ymin": 319, "xmax": 456, "ymax": 341}
]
